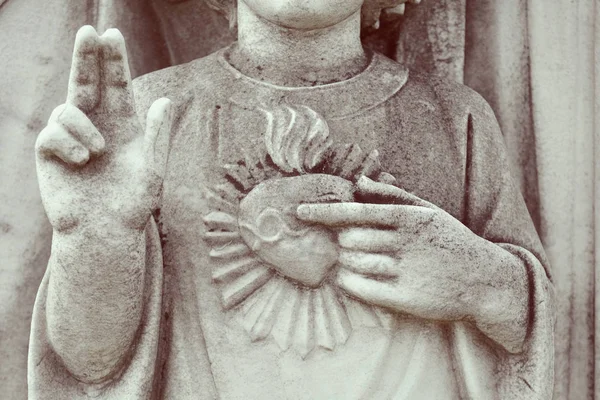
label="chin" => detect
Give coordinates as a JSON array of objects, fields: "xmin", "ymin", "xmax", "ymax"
[{"xmin": 242, "ymin": 0, "xmax": 363, "ymax": 30}]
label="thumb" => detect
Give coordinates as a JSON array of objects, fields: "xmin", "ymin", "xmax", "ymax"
[{"xmin": 144, "ymin": 98, "xmax": 174, "ymax": 180}]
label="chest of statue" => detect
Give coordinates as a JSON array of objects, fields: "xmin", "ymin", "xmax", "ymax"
[{"xmin": 152, "ymin": 89, "xmax": 465, "ymax": 399}]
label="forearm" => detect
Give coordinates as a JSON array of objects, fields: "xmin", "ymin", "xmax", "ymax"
[
  {"xmin": 465, "ymin": 236, "xmax": 530, "ymax": 354},
  {"xmin": 45, "ymin": 221, "xmax": 147, "ymax": 384}
]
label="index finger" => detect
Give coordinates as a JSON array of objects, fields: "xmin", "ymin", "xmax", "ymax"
[
  {"xmin": 66, "ymin": 26, "xmax": 101, "ymax": 112},
  {"xmin": 296, "ymin": 203, "xmax": 434, "ymax": 227}
]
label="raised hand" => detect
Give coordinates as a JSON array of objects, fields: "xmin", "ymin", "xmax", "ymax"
[
  {"xmin": 36, "ymin": 25, "xmax": 173, "ymax": 234},
  {"xmin": 296, "ymin": 176, "xmax": 529, "ymax": 348}
]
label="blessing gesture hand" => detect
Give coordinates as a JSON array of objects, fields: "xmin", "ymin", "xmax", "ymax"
[{"xmin": 36, "ymin": 26, "xmax": 173, "ymax": 234}]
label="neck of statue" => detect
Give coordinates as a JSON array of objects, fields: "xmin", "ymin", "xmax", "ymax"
[{"xmin": 228, "ymin": 2, "xmax": 369, "ymax": 87}]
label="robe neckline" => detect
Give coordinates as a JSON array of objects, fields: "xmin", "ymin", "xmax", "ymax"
[{"xmin": 215, "ymin": 44, "xmax": 409, "ymax": 120}]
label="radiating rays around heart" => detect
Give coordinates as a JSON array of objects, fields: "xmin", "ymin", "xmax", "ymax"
[
  {"xmin": 243, "ymin": 278, "xmax": 286, "ymax": 341},
  {"xmin": 220, "ymin": 267, "xmax": 274, "ymax": 310},
  {"xmin": 238, "ymin": 279, "xmax": 357, "ymax": 359},
  {"xmin": 203, "ymin": 211, "xmax": 237, "ymax": 230},
  {"xmin": 211, "ymin": 257, "xmax": 260, "ymax": 284},
  {"xmin": 202, "ymin": 103, "xmax": 396, "ymax": 357},
  {"xmin": 204, "ymin": 206, "xmax": 355, "ymax": 358}
]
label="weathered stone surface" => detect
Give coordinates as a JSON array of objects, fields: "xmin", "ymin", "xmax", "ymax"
[
  {"xmin": 27, "ymin": 1, "xmax": 554, "ymax": 399},
  {"xmin": 0, "ymin": 1, "xmax": 567, "ymax": 399}
]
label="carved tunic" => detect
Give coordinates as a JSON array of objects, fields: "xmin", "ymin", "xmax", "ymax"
[{"xmin": 28, "ymin": 48, "xmax": 554, "ymax": 399}]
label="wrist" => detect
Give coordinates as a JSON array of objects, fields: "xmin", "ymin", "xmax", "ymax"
[
  {"xmin": 466, "ymin": 241, "xmax": 529, "ymax": 353},
  {"xmin": 50, "ymin": 219, "xmax": 147, "ymax": 280}
]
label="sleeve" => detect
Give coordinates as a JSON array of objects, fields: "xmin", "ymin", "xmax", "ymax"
[
  {"xmin": 445, "ymin": 86, "xmax": 555, "ymax": 400},
  {"xmin": 27, "ymin": 219, "xmax": 164, "ymax": 400}
]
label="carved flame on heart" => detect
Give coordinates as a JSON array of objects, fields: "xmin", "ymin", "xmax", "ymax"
[{"xmin": 202, "ymin": 104, "xmax": 397, "ymax": 358}]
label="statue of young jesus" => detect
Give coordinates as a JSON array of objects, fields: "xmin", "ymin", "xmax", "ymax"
[{"xmin": 29, "ymin": 1, "xmax": 554, "ymax": 399}]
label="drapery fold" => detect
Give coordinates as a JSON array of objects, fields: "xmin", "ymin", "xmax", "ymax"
[
  {"xmin": 1, "ymin": 0, "xmax": 597, "ymax": 398},
  {"xmin": 464, "ymin": 0, "xmax": 539, "ymax": 231}
]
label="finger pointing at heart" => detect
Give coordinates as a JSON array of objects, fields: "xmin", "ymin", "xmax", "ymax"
[{"xmin": 296, "ymin": 202, "xmax": 436, "ymax": 228}]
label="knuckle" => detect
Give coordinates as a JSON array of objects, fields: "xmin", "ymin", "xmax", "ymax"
[
  {"xmin": 64, "ymin": 149, "xmax": 90, "ymax": 167},
  {"xmin": 35, "ymin": 129, "xmax": 47, "ymax": 151},
  {"xmin": 63, "ymin": 110, "xmax": 89, "ymax": 130},
  {"xmin": 35, "ymin": 124, "xmax": 57, "ymax": 152},
  {"xmin": 60, "ymin": 102, "xmax": 79, "ymax": 116},
  {"xmin": 68, "ymin": 87, "xmax": 99, "ymax": 113},
  {"xmin": 93, "ymin": 134, "xmax": 107, "ymax": 153},
  {"xmin": 48, "ymin": 104, "xmax": 67, "ymax": 123}
]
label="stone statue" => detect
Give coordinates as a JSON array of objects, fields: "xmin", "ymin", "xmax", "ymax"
[{"xmin": 28, "ymin": 0, "xmax": 555, "ymax": 399}]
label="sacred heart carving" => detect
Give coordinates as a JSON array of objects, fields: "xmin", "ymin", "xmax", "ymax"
[
  {"xmin": 202, "ymin": 104, "xmax": 396, "ymax": 357},
  {"xmin": 238, "ymin": 174, "xmax": 354, "ymax": 287}
]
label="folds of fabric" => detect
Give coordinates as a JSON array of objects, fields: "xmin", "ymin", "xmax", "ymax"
[{"xmin": 28, "ymin": 220, "xmax": 164, "ymax": 400}]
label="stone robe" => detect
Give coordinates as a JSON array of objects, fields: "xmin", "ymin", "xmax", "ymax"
[{"xmin": 28, "ymin": 48, "xmax": 554, "ymax": 399}]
